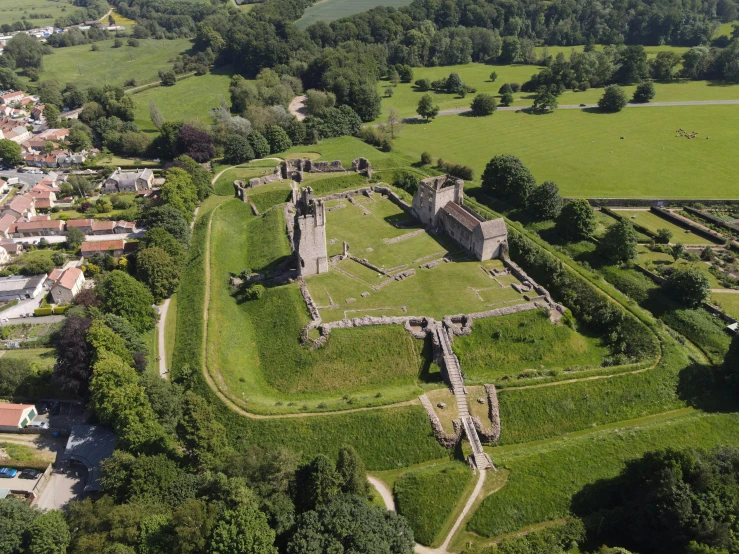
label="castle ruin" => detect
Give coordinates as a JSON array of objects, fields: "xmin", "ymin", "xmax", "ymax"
[
  {"xmin": 294, "ymin": 187, "xmax": 328, "ymax": 276},
  {"xmin": 412, "ymin": 175, "xmax": 508, "ymax": 260}
]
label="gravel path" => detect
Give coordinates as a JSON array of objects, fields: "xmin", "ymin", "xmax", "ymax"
[
  {"xmin": 367, "ymin": 475, "xmax": 395, "ymax": 511},
  {"xmin": 288, "ymin": 95, "xmax": 308, "ymax": 121},
  {"xmin": 157, "ymin": 298, "xmax": 170, "ymax": 379}
]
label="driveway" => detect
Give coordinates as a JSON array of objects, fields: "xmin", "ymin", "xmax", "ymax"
[
  {"xmin": 0, "ymin": 296, "xmax": 44, "ymax": 319},
  {"xmin": 34, "ymin": 465, "xmax": 86, "ymax": 510},
  {"xmin": 0, "ymin": 471, "xmax": 43, "ymax": 493}
]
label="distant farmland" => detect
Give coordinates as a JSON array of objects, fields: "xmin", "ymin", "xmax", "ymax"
[{"xmin": 296, "ymin": 0, "xmax": 413, "ymax": 28}]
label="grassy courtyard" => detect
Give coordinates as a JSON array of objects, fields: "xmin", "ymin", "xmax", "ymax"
[
  {"xmin": 306, "ymin": 196, "xmax": 530, "ymax": 322},
  {"xmin": 206, "ymin": 199, "xmax": 442, "ymax": 414},
  {"xmin": 393, "ymin": 105, "xmax": 739, "ymax": 198}
]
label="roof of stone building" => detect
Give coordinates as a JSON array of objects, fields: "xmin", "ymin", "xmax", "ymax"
[
  {"xmin": 81, "ymin": 239, "xmax": 125, "ymax": 253},
  {"xmin": 15, "ymin": 220, "xmax": 63, "ymax": 231},
  {"xmin": 441, "ymin": 201, "xmax": 480, "ymax": 232},
  {"xmin": 66, "ymin": 219, "xmax": 94, "ymax": 228},
  {"xmin": 0, "ymin": 214, "xmax": 16, "ymax": 231},
  {"xmin": 54, "ymin": 267, "xmax": 83, "ymax": 290},
  {"xmin": 7, "ymin": 195, "xmax": 34, "ymax": 212},
  {"xmin": 477, "ymin": 217, "xmax": 508, "ymax": 239},
  {"xmin": 92, "ymin": 221, "xmax": 115, "ymax": 232}
]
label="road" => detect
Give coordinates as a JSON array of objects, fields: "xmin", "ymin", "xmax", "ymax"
[
  {"xmin": 157, "ymin": 298, "xmax": 170, "ymax": 379},
  {"xmin": 0, "ymin": 170, "xmax": 45, "ymax": 186},
  {"xmin": 397, "ymin": 98, "xmax": 739, "ymax": 123}
]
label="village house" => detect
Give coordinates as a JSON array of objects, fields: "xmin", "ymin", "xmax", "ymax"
[
  {"xmin": 0, "ymin": 274, "xmax": 46, "ymax": 301},
  {"xmin": 0, "ymin": 90, "xmax": 24, "ymax": 105},
  {"xmin": 2, "ymin": 194, "xmax": 35, "ymax": 219},
  {"xmin": 2, "ymin": 125, "xmax": 31, "ymax": 144},
  {"xmin": 31, "ymin": 105, "xmax": 44, "ymax": 121},
  {"xmin": 0, "ymin": 238, "xmax": 22, "ymax": 255},
  {"xmin": 0, "ymin": 213, "xmax": 16, "ymax": 238},
  {"xmin": 14, "ymin": 219, "xmax": 64, "ymax": 237},
  {"xmin": 114, "ymin": 220, "xmax": 135, "ymax": 233},
  {"xmin": 0, "ymin": 245, "xmax": 9, "ymax": 264},
  {"xmin": 412, "ymin": 175, "xmax": 509, "ymax": 261},
  {"xmin": 80, "ymin": 239, "xmax": 126, "ymax": 258},
  {"xmin": 0, "ymin": 404, "xmax": 37, "ymax": 432},
  {"xmin": 65, "ymin": 218, "xmax": 94, "ymax": 234},
  {"xmin": 48, "ymin": 266, "xmax": 85, "ymax": 304},
  {"xmin": 91, "ymin": 221, "xmax": 116, "ymax": 235},
  {"xmin": 101, "ymin": 168, "xmax": 154, "ymax": 194}
]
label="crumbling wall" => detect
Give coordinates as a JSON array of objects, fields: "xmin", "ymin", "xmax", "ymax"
[
  {"xmin": 419, "ymin": 394, "xmax": 460, "ymax": 448},
  {"xmin": 351, "ymin": 157, "xmax": 372, "ymax": 177}
]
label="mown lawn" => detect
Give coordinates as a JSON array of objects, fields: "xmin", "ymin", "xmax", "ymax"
[
  {"xmin": 615, "ymin": 209, "xmax": 722, "ymax": 244},
  {"xmin": 206, "ymin": 199, "xmax": 436, "ymax": 413},
  {"xmin": 22, "ymin": 38, "xmax": 194, "ymax": 89},
  {"xmin": 164, "ymin": 293, "xmax": 177, "ymax": 370},
  {"xmin": 394, "ymin": 461, "xmax": 473, "ymax": 546},
  {"xmin": 2, "ymin": 347, "xmax": 56, "ymax": 371},
  {"xmin": 467, "ymin": 410, "xmax": 739, "ymax": 539},
  {"xmin": 133, "ymin": 69, "xmax": 233, "ymax": 134},
  {"xmin": 712, "ymin": 291, "xmax": 739, "ymax": 319},
  {"xmin": 453, "ymin": 309, "xmax": 609, "ymax": 383},
  {"xmin": 393, "ymin": 105, "xmax": 739, "ymax": 199}
]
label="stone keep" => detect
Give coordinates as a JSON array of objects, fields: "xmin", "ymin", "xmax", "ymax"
[
  {"xmin": 294, "ymin": 187, "xmax": 328, "ymax": 276},
  {"xmin": 412, "ymin": 175, "xmax": 508, "ymax": 261}
]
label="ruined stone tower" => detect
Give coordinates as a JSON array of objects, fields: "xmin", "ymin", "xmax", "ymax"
[{"xmin": 294, "ymin": 187, "xmax": 328, "ymax": 276}]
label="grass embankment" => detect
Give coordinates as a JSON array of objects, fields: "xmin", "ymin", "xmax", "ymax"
[
  {"xmin": 133, "ymin": 69, "xmax": 233, "ymax": 134},
  {"xmin": 22, "ymin": 38, "xmax": 194, "ymax": 89},
  {"xmin": 207, "ymin": 200, "xmax": 435, "ymax": 412},
  {"xmin": 394, "ymin": 461, "xmax": 473, "ymax": 546},
  {"xmin": 466, "ymin": 410, "xmax": 739, "ymax": 540},
  {"xmin": 393, "ymin": 105, "xmax": 739, "ymax": 199},
  {"xmin": 172, "ymin": 196, "xmax": 448, "ymax": 469},
  {"xmin": 164, "ymin": 294, "xmax": 177, "ymax": 369},
  {"xmin": 453, "ymin": 309, "xmax": 609, "ymax": 383}
]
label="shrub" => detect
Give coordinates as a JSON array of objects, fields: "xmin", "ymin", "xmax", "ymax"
[
  {"xmin": 656, "ymin": 228, "xmax": 673, "ymax": 244},
  {"xmin": 420, "ymin": 152, "xmax": 432, "ymax": 165},
  {"xmin": 393, "ymin": 171, "xmax": 419, "ymax": 192},
  {"xmin": 663, "ymin": 266, "xmax": 710, "ymax": 307},
  {"xmin": 598, "ymin": 85, "xmax": 628, "ymax": 112},
  {"xmin": 632, "ymin": 81, "xmax": 656, "ymax": 103},
  {"xmin": 470, "ymin": 93, "xmax": 497, "ymax": 116},
  {"xmin": 34, "ymin": 307, "xmax": 53, "ymax": 316}
]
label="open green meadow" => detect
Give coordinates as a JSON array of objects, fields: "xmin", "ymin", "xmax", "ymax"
[
  {"xmin": 714, "ymin": 20, "xmax": 738, "ymax": 38},
  {"xmin": 712, "ymin": 292, "xmax": 739, "ymax": 319},
  {"xmin": 24, "ymin": 38, "xmax": 193, "ymax": 90},
  {"xmin": 2, "ymin": 347, "xmax": 56, "ymax": 371},
  {"xmin": 133, "ymin": 70, "xmax": 233, "ymax": 134},
  {"xmin": 295, "ymin": 0, "xmax": 414, "ymax": 29},
  {"xmin": 0, "ymin": 0, "xmax": 69, "ymax": 27},
  {"xmin": 206, "ymin": 199, "xmax": 440, "ymax": 413},
  {"xmin": 375, "ymin": 60, "xmax": 739, "ymax": 122},
  {"xmin": 452, "ymin": 309, "xmax": 609, "ymax": 383},
  {"xmin": 393, "ymin": 461, "xmax": 473, "ymax": 546},
  {"xmin": 392, "ymin": 105, "xmax": 739, "ymax": 198},
  {"xmin": 467, "ymin": 410, "xmax": 739, "ymax": 540}
]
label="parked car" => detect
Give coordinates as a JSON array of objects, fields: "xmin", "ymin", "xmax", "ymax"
[
  {"xmin": 27, "ymin": 420, "xmax": 49, "ymax": 429},
  {"xmin": 19, "ymin": 469, "xmax": 41, "ymax": 480},
  {"xmin": 0, "ymin": 468, "xmax": 18, "ymax": 478}
]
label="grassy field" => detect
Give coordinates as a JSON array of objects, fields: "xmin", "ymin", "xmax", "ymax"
[
  {"xmin": 392, "ymin": 105, "xmax": 739, "ymax": 199},
  {"xmin": 2, "ymin": 347, "xmax": 56, "ymax": 371},
  {"xmin": 133, "ymin": 70, "xmax": 233, "ymax": 134},
  {"xmin": 466, "ymin": 410, "xmax": 739, "ymax": 539},
  {"xmin": 712, "ymin": 291, "xmax": 739, "ymax": 319},
  {"xmin": 452, "ymin": 309, "xmax": 609, "ymax": 383},
  {"xmin": 23, "ymin": 38, "xmax": 193, "ymax": 90},
  {"xmin": 393, "ymin": 461, "xmax": 473, "ymax": 546},
  {"xmin": 0, "ymin": 0, "xmax": 69, "ymax": 27},
  {"xmin": 206, "ymin": 199, "xmax": 439, "ymax": 413},
  {"xmin": 164, "ymin": 293, "xmax": 177, "ymax": 370},
  {"xmin": 142, "ymin": 326, "xmax": 158, "ymax": 374},
  {"xmin": 374, "ymin": 60, "xmax": 739, "ymax": 122},
  {"xmin": 714, "ymin": 20, "xmax": 738, "ymax": 38},
  {"xmin": 613, "ymin": 209, "xmax": 723, "ymax": 244},
  {"xmin": 173, "ymin": 196, "xmax": 449, "ymax": 469},
  {"xmin": 295, "ymin": 0, "xmax": 414, "ymax": 29}
]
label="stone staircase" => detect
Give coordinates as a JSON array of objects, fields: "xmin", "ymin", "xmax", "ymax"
[{"xmin": 436, "ymin": 326, "xmax": 493, "ymax": 471}]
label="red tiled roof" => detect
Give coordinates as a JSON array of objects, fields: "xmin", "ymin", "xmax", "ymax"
[
  {"xmin": 0, "ymin": 214, "xmax": 16, "ymax": 231},
  {"xmin": 55, "ymin": 267, "xmax": 83, "ymax": 290},
  {"xmin": 15, "ymin": 220, "xmax": 63, "ymax": 231},
  {"xmin": 81, "ymin": 239, "xmax": 125, "ymax": 253},
  {"xmin": 92, "ymin": 221, "xmax": 115, "ymax": 231},
  {"xmin": 0, "ymin": 404, "xmax": 33, "ymax": 427},
  {"xmin": 66, "ymin": 219, "xmax": 93, "ymax": 228},
  {"xmin": 47, "ymin": 268, "xmax": 62, "ymax": 282}
]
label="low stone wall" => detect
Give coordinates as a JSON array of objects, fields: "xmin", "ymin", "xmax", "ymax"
[
  {"xmin": 317, "ymin": 185, "xmax": 412, "ymax": 214},
  {"xmin": 346, "ymin": 253, "xmax": 389, "ymax": 277},
  {"xmin": 484, "ymin": 384, "xmax": 501, "ymax": 442},
  {"xmin": 502, "ymin": 257, "xmax": 562, "ymax": 308},
  {"xmin": 575, "ymin": 198, "xmax": 739, "ymax": 207},
  {"xmin": 419, "ymin": 394, "xmax": 460, "ymax": 448},
  {"xmin": 384, "ymin": 229, "xmax": 425, "ymax": 244},
  {"xmin": 320, "ymin": 314, "xmax": 434, "ymax": 334},
  {"xmin": 246, "ymin": 165, "xmax": 282, "ymax": 189},
  {"xmin": 684, "ymin": 206, "xmax": 739, "ymax": 232},
  {"xmin": 351, "ymin": 157, "xmax": 372, "ymax": 177}
]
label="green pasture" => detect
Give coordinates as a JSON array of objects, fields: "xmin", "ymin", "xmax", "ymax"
[
  {"xmin": 392, "ymin": 105, "xmax": 739, "ymax": 199},
  {"xmin": 23, "ymin": 38, "xmax": 193, "ymax": 90},
  {"xmin": 466, "ymin": 410, "xmax": 739, "ymax": 539},
  {"xmin": 614, "ymin": 209, "xmax": 722, "ymax": 244},
  {"xmin": 452, "ymin": 309, "xmax": 609, "ymax": 383},
  {"xmin": 0, "ymin": 0, "xmax": 69, "ymax": 27},
  {"xmin": 206, "ymin": 200, "xmax": 440, "ymax": 413},
  {"xmin": 375, "ymin": 59, "xmax": 739, "ymax": 122},
  {"xmin": 393, "ymin": 461, "xmax": 473, "ymax": 546},
  {"xmin": 133, "ymin": 70, "xmax": 233, "ymax": 134},
  {"xmin": 295, "ymin": 0, "xmax": 414, "ymax": 29}
]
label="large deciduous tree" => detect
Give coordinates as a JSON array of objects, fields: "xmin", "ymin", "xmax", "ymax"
[
  {"xmin": 53, "ymin": 315, "xmax": 93, "ymax": 397},
  {"xmin": 99, "ymin": 270, "xmax": 157, "ymax": 333},
  {"xmin": 136, "ymin": 247, "xmax": 180, "ymax": 303},
  {"xmin": 598, "ymin": 85, "xmax": 628, "ymax": 112},
  {"xmin": 143, "ymin": 205, "xmax": 190, "ymax": 245},
  {"xmin": 556, "ymin": 199, "xmax": 596, "ymax": 240},
  {"xmin": 0, "ymin": 139, "xmax": 22, "ymax": 166},
  {"xmin": 527, "ymin": 181, "xmax": 563, "ymax": 221},
  {"xmin": 664, "ymin": 266, "xmax": 710, "ymax": 307},
  {"xmin": 177, "ymin": 392, "xmax": 231, "ymax": 471},
  {"xmin": 416, "ymin": 94, "xmax": 440, "ymax": 121},
  {"xmin": 597, "ymin": 218, "xmax": 638, "ymax": 262},
  {"xmin": 481, "ymin": 154, "xmax": 537, "ymax": 207},
  {"xmin": 469, "ymin": 93, "xmax": 497, "ymax": 116}
]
